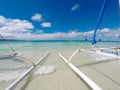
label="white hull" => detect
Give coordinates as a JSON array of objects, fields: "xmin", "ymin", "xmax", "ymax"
[{"xmin": 95, "ymin": 48, "xmax": 120, "ymax": 59}]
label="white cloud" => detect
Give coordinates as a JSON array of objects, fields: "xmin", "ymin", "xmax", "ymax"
[
  {"xmin": 91, "ymin": 28, "xmax": 120, "ymax": 41},
  {"xmin": 99, "ymin": 28, "xmax": 110, "ymax": 33},
  {"xmin": 1, "ymin": 25, "xmax": 120, "ymax": 40},
  {"xmin": 24, "ymin": 28, "xmax": 120, "ymax": 40},
  {"xmin": 15, "ymin": 31, "xmax": 81, "ymax": 40},
  {"xmin": 101, "ymin": 28, "xmax": 120, "ymax": 37},
  {"xmin": 87, "ymin": 28, "xmax": 110, "ymax": 37},
  {"xmin": 0, "ymin": 15, "xmax": 119, "ymax": 40},
  {"xmin": 71, "ymin": 4, "xmax": 80, "ymax": 11},
  {"xmin": 0, "ymin": 16, "xmax": 7, "ymax": 26},
  {"xmin": 34, "ymin": 30, "xmax": 43, "ymax": 34},
  {"xmin": 0, "ymin": 15, "xmax": 34, "ymax": 39},
  {"xmin": 41, "ymin": 22, "xmax": 51, "ymax": 28},
  {"xmin": 83, "ymin": 30, "xmax": 94, "ymax": 36},
  {"xmin": 31, "ymin": 13, "xmax": 42, "ymax": 21}
]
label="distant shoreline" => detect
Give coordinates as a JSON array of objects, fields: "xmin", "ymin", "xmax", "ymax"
[{"xmin": 0, "ymin": 39, "xmax": 119, "ymax": 42}]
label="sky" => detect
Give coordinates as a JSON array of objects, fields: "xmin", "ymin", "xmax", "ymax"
[{"xmin": 0, "ymin": 0, "xmax": 119, "ymax": 40}]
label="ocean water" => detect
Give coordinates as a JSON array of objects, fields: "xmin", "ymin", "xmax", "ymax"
[{"xmin": 0, "ymin": 40, "xmax": 119, "ymax": 89}]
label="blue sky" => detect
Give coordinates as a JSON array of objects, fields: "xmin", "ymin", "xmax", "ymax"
[{"xmin": 0, "ymin": 0, "xmax": 119, "ymax": 40}]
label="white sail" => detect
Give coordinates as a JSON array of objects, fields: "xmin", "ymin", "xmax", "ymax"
[{"xmin": 119, "ymin": 0, "xmax": 120, "ymax": 8}]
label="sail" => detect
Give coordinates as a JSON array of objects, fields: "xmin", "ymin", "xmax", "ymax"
[
  {"xmin": 92, "ymin": 0, "xmax": 107, "ymax": 45},
  {"xmin": 119, "ymin": 0, "xmax": 120, "ymax": 7}
]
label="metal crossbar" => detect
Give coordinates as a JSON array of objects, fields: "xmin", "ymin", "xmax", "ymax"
[{"xmin": 58, "ymin": 51, "xmax": 102, "ymax": 90}]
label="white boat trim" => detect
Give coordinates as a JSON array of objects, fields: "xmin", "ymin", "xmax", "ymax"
[
  {"xmin": 68, "ymin": 49, "xmax": 80, "ymax": 62},
  {"xmin": 92, "ymin": 46, "xmax": 120, "ymax": 59},
  {"xmin": 95, "ymin": 49, "xmax": 120, "ymax": 58},
  {"xmin": 80, "ymin": 48, "xmax": 120, "ymax": 59}
]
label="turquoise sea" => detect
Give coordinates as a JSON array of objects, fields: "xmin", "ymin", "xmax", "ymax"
[
  {"xmin": 0, "ymin": 40, "xmax": 119, "ymax": 67},
  {"xmin": 0, "ymin": 40, "xmax": 119, "ymax": 51},
  {"xmin": 0, "ymin": 40, "xmax": 119, "ymax": 68}
]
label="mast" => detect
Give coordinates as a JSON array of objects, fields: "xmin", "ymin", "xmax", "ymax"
[{"xmin": 92, "ymin": 0, "xmax": 107, "ymax": 45}]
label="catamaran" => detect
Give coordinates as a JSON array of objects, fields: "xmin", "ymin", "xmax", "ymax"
[
  {"xmin": 59, "ymin": 0, "xmax": 120, "ymax": 89},
  {"xmin": 92, "ymin": 0, "xmax": 120, "ymax": 58}
]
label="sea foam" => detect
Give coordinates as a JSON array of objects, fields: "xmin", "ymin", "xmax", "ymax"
[
  {"xmin": 34, "ymin": 65, "xmax": 56, "ymax": 76},
  {"xmin": 0, "ymin": 65, "xmax": 56, "ymax": 82}
]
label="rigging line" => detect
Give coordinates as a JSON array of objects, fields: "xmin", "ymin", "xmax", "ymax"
[
  {"xmin": 92, "ymin": 0, "xmax": 107, "ymax": 45},
  {"xmin": 0, "ymin": 33, "xmax": 17, "ymax": 55},
  {"xmin": 16, "ymin": 55, "xmax": 35, "ymax": 66},
  {"xmin": 90, "ymin": 65, "xmax": 120, "ymax": 86}
]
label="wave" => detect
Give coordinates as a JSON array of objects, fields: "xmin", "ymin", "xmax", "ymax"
[
  {"xmin": 34, "ymin": 65, "xmax": 56, "ymax": 76},
  {"xmin": 0, "ymin": 68, "xmax": 26, "ymax": 82},
  {"xmin": 0, "ymin": 65, "xmax": 56, "ymax": 82}
]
